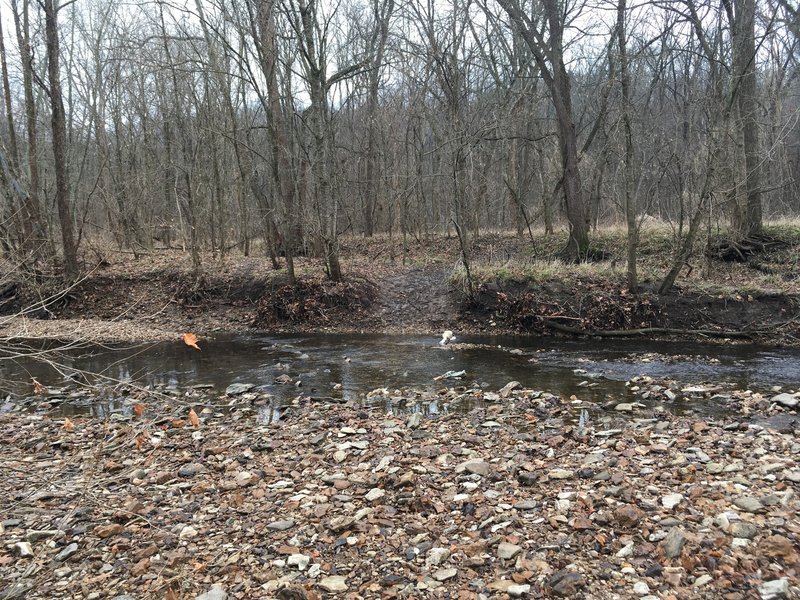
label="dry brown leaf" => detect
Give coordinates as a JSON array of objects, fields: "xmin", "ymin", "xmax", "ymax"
[
  {"xmin": 134, "ymin": 432, "xmax": 147, "ymax": 451},
  {"xmin": 32, "ymin": 378, "xmax": 46, "ymax": 395},
  {"xmin": 133, "ymin": 404, "xmax": 145, "ymax": 418},
  {"xmin": 182, "ymin": 332, "xmax": 201, "ymax": 351},
  {"xmin": 189, "ymin": 408, "xmax": 200, "ymax": 428},
  {"xmin": 63, "ymin": 418, "xmax": 74, "ymax": 431}
]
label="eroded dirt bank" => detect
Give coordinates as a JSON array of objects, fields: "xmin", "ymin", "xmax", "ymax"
[
  {"xmin": 0, "ymin": 230, "xmax": 798, "ymax": 345},
  {"xmin": 1, "ymin": 384, "xmax": 798, "ymax": 599}
]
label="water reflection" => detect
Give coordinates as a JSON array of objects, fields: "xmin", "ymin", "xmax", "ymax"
[{"xmin": 2, "ymin": 333, "xmax": 799, "ymax": 417}]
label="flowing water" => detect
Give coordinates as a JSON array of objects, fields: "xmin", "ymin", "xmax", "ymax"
[{"xmin": 1, "ymin": 333, "xmax": 799, "ymax": 419}]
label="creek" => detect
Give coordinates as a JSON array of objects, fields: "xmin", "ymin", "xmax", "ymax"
[{"xmin": 1, "ymin": 333, "xmax": 799, "ymax": 419}]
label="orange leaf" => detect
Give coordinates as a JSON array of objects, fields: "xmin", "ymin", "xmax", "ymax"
[
  {"xmin": 32, "ymin": 378, "xmax": 46, "ymax": 395},
  {"xmin": 133, "ymin": 404, "xmax": 145, "ymax": 418},
  {"xmin": 134, "ymin": 432, "xmax": 147, "ymax": 450},
  {"xmin": 63, "ymin": 417, "xmax": 74, "ymax": 431},
  {"xmin": 182, "ymin": 332, "xmax": 201, "ymax": 351},
  {"xmin": 188, "ymin": 408, "xmax": 200, "ymax": 428}
]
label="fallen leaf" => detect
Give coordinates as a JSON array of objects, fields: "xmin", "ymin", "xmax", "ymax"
[
  {"xmin": 32, "ymin": 378, "xmax": 46, "ymax": 395},
  {"xmin": 134, "ymin": 432, "xmax": 147, "ymax": 450},
  {"xmin": 183, "ymin": 332, "xmax": 201, "ymax": 351},
  {"xmin": 63, "ymin": 418, "xmax": 74, "ymax": 431},
  {"xmin": 189, "ymin": 408, "xmax": 200, "ymax": 428},
  {"xmin": 133, "ymin": 404, "xmax": 145, "ymax": 417}
]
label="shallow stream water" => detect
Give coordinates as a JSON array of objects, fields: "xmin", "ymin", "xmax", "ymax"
[{"xmin": 1, "ymin": 333, "xmax": 799, "ymax": 419}]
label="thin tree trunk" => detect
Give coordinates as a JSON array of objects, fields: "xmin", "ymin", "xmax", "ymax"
[{"xmin": 44, "ymin": 0, "xmax": 78, "ymax": 278}]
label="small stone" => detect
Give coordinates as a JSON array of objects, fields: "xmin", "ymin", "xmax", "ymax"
[
  {"xmin": 733, "ymin": 496, "xmax": 763, "ymax": 513},
  {"xmin": 706, "ymin": 462, "xmax": 724, "ymax": 474},
  {"xmin": 549, "ymin": 469, "xmax": 573, "ymax": 479},
  {"xmin": 55, "ymin": 543, "xmax": 78, "ymax": 562},
  {"xmin": 614, "ymin": 403, "xmax": 635, "ymax": 412},
  {"xmin": 225, "ymin": 383, "xmax": 255, "ymax": 396},
  {"xmin": 459, "ymin": 459, "xmax": 491, "ymax": 476},
  {"xmin": 616, "ymin": 542, "xmax": 634, "ymax": 558},
  {"xmin": 694, "ymin": 574, "xmax": 713, "ymax": 587},
  {"xmin": 515, "ymin": 500, "xmax": 537, "ymax": 510},
  {"xmin": 319, "ymin": 576, "xmax": 348, "ymax": 592},
  {"xmin": 507, "ymin": 584, "xmax": 531, "ymax": 597},
  {"xmin": 549, "ymin": 570, "xmax": 585, "ymax": 596},
  {"xmin": 662, "ymin": 494, "xmax": 683, "ymax": 510},
  {"xmin": 758, "ymin": 578, "xmax": 790, "ymax": 600},
  {"xmin": 14, "ymin": 542, "xmax": 33, "ymax": 558},
  {"xmin": 406, "ymin": 413, "xmax": 423, "ymax": 428},
  {"xmin": 95, "ymin": 524, "xmax": 124, "ymax": 538},
  {"xmin": 661, "ymin": 527, "xmax": 686, "ymax": 559},
  {"xmin": 179, "ymin": 526, "xmax": 198, "ymax": 539},
  {"xmin": 333, "ymin": 450, "xmax": 347, "ymax": 463},
  {"xmin": 633, "ymin": 581, "xmax": 650, "ymax": 595},
  {"xmin": 728, "ymin": 521, "xmax": 758, "ymax": 540},
  {"xmin": 287, "ymin": 554, "xmax": 311, "ymax": 570},
  {"xmin": 771, "ymin": 393, "xmax": 798, "ymax": 408},
  {"xmin": 267, "ymin": 520, "xmax": 294, "ymax": 531},
  {"xmin": 178, "ymin": 463, "xmax": 206, "ymax": 477},
  {"xmin": 615, "ymin": 504, "xmax": 644, "ymax": 527},
  {"xmin": 26, "ymin": 529, "xmax": 60, "ymax": 542},
  {"xmin": 426, "ymin": 547, "xmax": 450, "ymax": 566},
  {"xmin": 195, "ymin": 585, "xmax": 227, "ymax": 600},
  {"xmin": 365, "ymin": 488, "xmax": 385, "ymax": 502},
  {"xmin": 497, "ymin": 542, "xmax": 522, "ymax": 559},
  {"xmin": 431, "ymin": 568, "xmax": 457, "ymax": 581}
]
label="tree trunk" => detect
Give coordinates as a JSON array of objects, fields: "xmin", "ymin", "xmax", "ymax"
[{"xmin": 44, "ymin": 0, "xmax": 78, "ymax": 278}]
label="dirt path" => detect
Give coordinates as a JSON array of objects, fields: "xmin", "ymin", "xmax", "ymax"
[{"xmin": 372, "ymin": 264, "xmax": 460, "ymax": 333}]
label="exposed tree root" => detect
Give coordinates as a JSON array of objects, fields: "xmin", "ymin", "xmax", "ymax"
[
  {"xmin": 542, "ymin": 319, "xmax": 752, "ymax": 339},
  {"xmin": 709, "ymin": 233, "xmax": 787, "ymax": 262}
]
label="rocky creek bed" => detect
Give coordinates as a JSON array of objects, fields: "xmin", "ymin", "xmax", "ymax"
[{"xmin": 0, "ymin": 382, "xmax": 798, "ymax": 599}]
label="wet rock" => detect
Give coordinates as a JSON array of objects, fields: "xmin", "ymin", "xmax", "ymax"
[
  {"xmin": 225, "ymin": 383, "xmax": 255, "ymax": 396},
  {"xmin": 661, "ymin": 527, "xmax": 686, "ymax": 559},
  {"xmin": 319, "ymin": 576, "xmax": 348, "ymax": 592},
  {"xmin": 758, "ymin": 578, "xmax": 789, "ymax": 599},
  {"xmin": 195, "ymin": 585, "xmax": 227, "ymax": 600},
  {"xmin": 497, "ymin": 542, "xmax": 522, "ymax": 559},
  {"xmin": 549, "ymin": 570, "xmax": 585, "ymax": 596},
  {"xmin": 54, "ymin": 543, "xmax": 78, "ymax": 562}
]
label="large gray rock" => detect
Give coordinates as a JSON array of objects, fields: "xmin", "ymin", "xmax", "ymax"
[{"xmin": 771, "ymin": 393, "xmax": 798, "ymax": 409}]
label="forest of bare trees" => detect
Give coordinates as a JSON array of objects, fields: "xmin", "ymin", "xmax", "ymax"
[{"xmin": 0, "ymin": 0, "xmax": 797, "ymax": 286}]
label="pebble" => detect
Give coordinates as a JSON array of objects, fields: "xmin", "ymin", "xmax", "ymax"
[
  {"xmin": 431, "ymin": 568, "xmax": 458, "ymax": 581},
  {"xmin": 770, "ymin": 393, "xmax": 798, "ymax": 408},
  {"xmin": 179, "ymin": 525, "xmax": 198, "ymax": 539},
  {"xmin": 195, "ymin": 585, "xmax": 227, "ymax": 600},
  {"xmin": 549, "ymin": 469, "xmax": 573, "ymax": 479},
  {"xmin": 614, "ymin": 403, "xmax": 634, "ymax": 412},
  {"xmin": 459, "ymin": 459, "xmax": 491, "ymax": 476},
  {"xmin": 694, "ymin": 574, "xmax": 713, "ymax": 587},
  {"xmin": 633, "ymin": 581, "xmax": 650, "ymax": 595},
  {"xmin": 661, "ymin": 493, "xmax": 683, "ymax": 509},
  {"xmin": 426, "ymin": 547, "xmax": 450, "ymax": 566},
  {"xmin": 178, "ymin": 463, "xmax": 206, "ymax": 477},
  {"xmin": 616, "ymin": 542, "xmax": 634, "ymax": 558},
  {"xmin": 758, "ymin": 578, "xmax": 789, "ymax": 599},
  {"xmin": 497, "ymin": 542, "xmax": 522, "ymax": 559},
  {"xmin": 706, "ymin": 462, "xmax": 724, "ymax": 474},
  {"xmin": 266, "ymin": 519, "xmax": 294, "ymax": 531},
  {"xmin": 733, "ymin": 496, "xmax": 763, "ymax": 513},
  {"xmin": 319, "ymin": 576, "xmax": 348, "ymax": 592},
  {"xmin": 728, "ymin": 521, "xmax": 758, "ymax": 539},
  {"xmin": 13, "ymin": 542, "xmax": 33, "ymax": 558},
  {"xmin": 287, "ymin": 554, "xmax": 311, "ymax": 570},
  {"xmin": 365, "ymin": 488, "xmax": 385, "ymax": 502},
  {"xmin": 225, "ymin": 383, "xmax": 254, "ymax": 396},
  {"xmin": 54, "ymin": 543, "xmax": 78, "ymax": 562},
  {"xmin": 661, "ymin": 527, "xmax": 686, "ymax": 559},
  {"xmin": 507, "ymin": 584, "xmax": 531, "ymax": 597}
]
